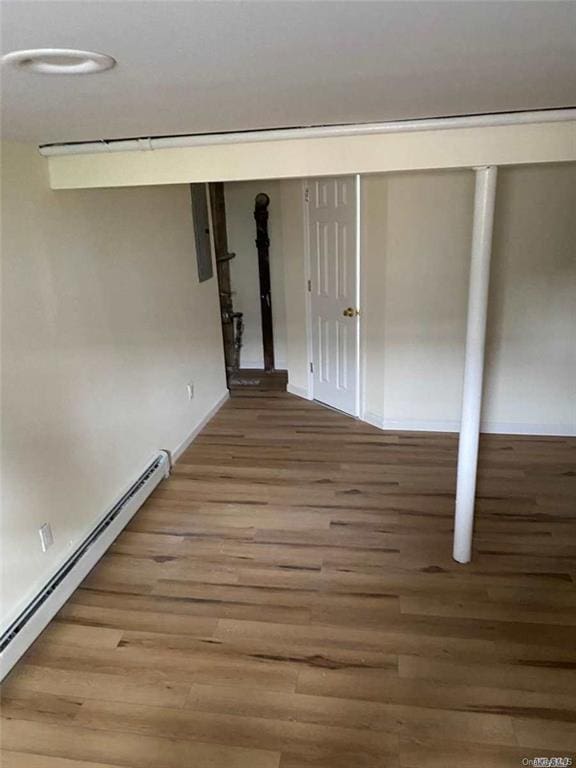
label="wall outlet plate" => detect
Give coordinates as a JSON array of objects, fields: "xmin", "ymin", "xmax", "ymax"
[
  {"xmin": 187, "ymin": 382, "xmax": 194, "ymax": 400},
  {"xmin": 39, "ymin": 523, "xmax": 54, "ymax": 552}
]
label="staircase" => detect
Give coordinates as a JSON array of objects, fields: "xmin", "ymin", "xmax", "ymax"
[{"xmin": 228, "ymin": 368, "xmax": 288, "ymax": 393}]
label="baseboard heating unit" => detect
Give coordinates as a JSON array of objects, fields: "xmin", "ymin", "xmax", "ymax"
[{"xmin": 0, "ymin": 450, "xmax": 171, "ymax": 681}]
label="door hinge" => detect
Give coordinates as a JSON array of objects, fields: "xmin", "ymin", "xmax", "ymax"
[
  {"xmin": 309, "ymin": 362, "xmax": 314, "ymax": 373},
  {"xmin": 304, "ymin": 188, "xmax": 310, "ymax": 203},
  {"xmin": 307, "ymin": 279, "xmax": 312, "ymax": 292}
]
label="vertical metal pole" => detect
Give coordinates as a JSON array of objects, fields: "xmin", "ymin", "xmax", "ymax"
[{"xmin": 453, "ymin": 166, "xmax": 498, "ymax": 564}]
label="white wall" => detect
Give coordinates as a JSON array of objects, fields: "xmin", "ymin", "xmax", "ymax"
[
  {"xmin": 0, "ymin": 142, "xmax": 227, "ymax": 632},
  {"xmin": 278, "ymin": 180, "xmax": 309, "ymax": 397},
  {"xmin": 484, "ymin": 164, "xmax": 576, "ymax": 433},
  {"xmin": 279, "ymin": 165, "xmax": 576, "ymax": 435},
  {"xmin": 361, "ymin": 164, "xmax": 576, "ymax": 434},
  {"xmin": 362, "ymin": 170, "xmax": 474, "ymax": 429},
  {"xmin": 224, "ymin": 180, "xmax": 287, "ymax": 369}
]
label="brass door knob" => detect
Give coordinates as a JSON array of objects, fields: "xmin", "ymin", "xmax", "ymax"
[{"xmin": 342, "ymin": 307, "xmax": 359, "ymax": 317}]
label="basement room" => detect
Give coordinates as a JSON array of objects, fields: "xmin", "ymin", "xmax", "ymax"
[{"xmin": 1, "ymin": 2, "xmax": 575, "ymax": 767}]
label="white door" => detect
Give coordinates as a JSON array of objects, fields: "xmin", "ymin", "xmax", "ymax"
[{"xmin": 308, "ymin": 176, "xmax": 358, "ymax": 415}]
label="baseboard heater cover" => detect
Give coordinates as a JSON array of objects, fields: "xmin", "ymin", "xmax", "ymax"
[{"xmin": 0, "ymin": 451, "xmax": 170, "ymax": 681}]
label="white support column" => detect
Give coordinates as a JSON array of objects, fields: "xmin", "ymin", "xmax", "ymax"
[{"xmin": 453, "ymin": 166, "xmax": 498, "ymax": 564}]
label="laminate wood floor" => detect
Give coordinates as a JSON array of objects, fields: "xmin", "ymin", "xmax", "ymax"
[{"xmin": 2, "ymin": 392, "xmax": 575, "ymax": 768}]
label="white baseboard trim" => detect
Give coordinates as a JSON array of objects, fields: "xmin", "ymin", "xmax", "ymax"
[
  {"xmin": 478, "ymin": 422, "xmax": 576, "ymax": 437},
  {"xmin": 287, "ymin": 383, "xmax": 312, "ymax": 400},
  {"xmin": 172, "ymin": 391, "xmax": 230, "ymax": 463},
  {"xmin": 362, "ymin": 411, "xmax": 458, "ymax": 433},
  {"xmin": 0, "ymin": 452, "xmax": 170, "ymax": 681},
  {"xmin": 362, "ymin": 410, "xmax": 575, "ymax": 437}
]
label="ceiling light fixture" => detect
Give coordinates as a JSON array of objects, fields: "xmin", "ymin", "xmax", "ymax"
[{"xmin": 1, "ymin": 48, "xmax": 116, "ymax": 75}]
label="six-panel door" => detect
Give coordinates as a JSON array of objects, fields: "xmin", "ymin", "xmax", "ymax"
[{"xmin": 308, "ymin": 176, "xmax": 358, "ymax": 415}]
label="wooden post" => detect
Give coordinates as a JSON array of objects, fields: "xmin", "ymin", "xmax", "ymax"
[
  {"xmin": 254, "ymin": 193, "xmax": 275, "ymax": 371},
  {"xmin": 208, "ymin": 182, "xmax": 236, "ymax": 375}
]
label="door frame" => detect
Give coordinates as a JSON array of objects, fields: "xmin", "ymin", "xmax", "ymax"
[{"xmin": 303, "ymin": 174, "xmax": 363, "ymax": 417}]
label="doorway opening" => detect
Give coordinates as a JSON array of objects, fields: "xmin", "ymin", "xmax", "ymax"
[
  {"xmin": 203, "ymin": 175, "xmax": 360, "ymax": 412},
  {"xmin": 208, "ymin": 181, "xmax": 288, "ymax": 393}
]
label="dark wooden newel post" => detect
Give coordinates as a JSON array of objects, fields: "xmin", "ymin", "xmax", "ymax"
[{"xmin": 254, "ymin": 192, "xmax": 275, "ymax": 371}]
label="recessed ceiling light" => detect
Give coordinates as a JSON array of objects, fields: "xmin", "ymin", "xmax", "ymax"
[{"xmin": 1, "ymin": 48, "xmax": 116, "ymax": 75}]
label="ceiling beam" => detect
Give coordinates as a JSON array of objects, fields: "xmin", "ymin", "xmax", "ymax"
[{"xmin": 46, "ymin": 119, "xmax": 576, "ymax": 190}]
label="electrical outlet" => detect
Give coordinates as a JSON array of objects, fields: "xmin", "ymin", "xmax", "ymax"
[
  {"xmin": 39, "ymin": 523, "xmax": 54, "ymax": 552},
  {"xmin": 187, "ymin": 382, "xmax": 194, "ymax": 400}
]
